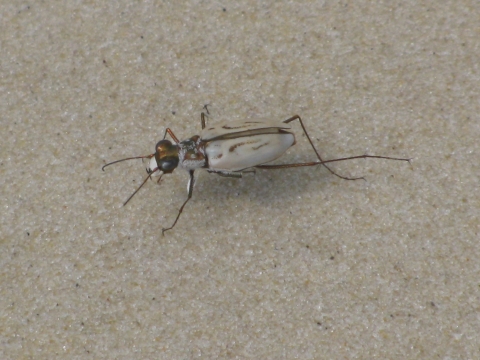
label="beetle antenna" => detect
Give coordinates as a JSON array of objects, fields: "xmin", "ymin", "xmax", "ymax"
[
  {"xmin": 102, "ymin": 154, "xmax": 154, "ymax": 171},
  {"xmin": 123, "ymin": 168, "xmax": 162, "ymax": 206}
]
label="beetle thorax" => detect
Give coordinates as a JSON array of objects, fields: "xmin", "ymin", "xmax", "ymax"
[{"xmin": 178, "ymin": 136, "xmax": 206, "ymax": 170}]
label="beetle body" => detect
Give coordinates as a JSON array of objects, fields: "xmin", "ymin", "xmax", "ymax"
[
  {"xmin": 147, "ymin": 120, "xmax": 296, "ymax": 175},
  {"xmin": 103, "ymin": 113, "xmax": 410, "ymax": 234}
]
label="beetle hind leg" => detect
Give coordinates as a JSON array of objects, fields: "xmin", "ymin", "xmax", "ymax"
[{"xmin": 283, "ymin": 115, "xmax": 364, "ymax": 181}]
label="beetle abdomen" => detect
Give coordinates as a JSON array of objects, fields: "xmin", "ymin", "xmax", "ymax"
[{"xmin": 205, "ymin": 132, "xmax": 295, "ymax": 171}]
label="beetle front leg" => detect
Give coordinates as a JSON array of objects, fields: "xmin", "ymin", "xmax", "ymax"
[
  {"xmin": 162, "ymin": 170, "xmax": 195, "ymax": 235},
  {"xmin": 162, "ymin": 128, "xmax": 180, "ymax": 143}
]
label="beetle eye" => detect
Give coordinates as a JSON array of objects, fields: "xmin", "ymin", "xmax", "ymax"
[{"xmin": 160, "ymin": 158, "xmax": 179, "ymax": 172}]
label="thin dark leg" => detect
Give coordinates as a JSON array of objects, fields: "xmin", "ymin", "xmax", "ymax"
[
  {"xmin": 162, "ymin": 170, "xmax": 195, "ymax": 235},
  {"xmin": 207, "ymin": 169, "xmax": 256, "ymax": 178},
  {"xmin": 283, "ymin": 115, "xmax": 363, "ymax": 180},
  {"xmin": 163, "ymin": 128, "xmax": 180, "ymax": 143},
  {"xmin": 207, "ymin": 169, "xmax": 243, "ymax": 178},
  {"xmin": 255, "ymin": 154, "xmax": 411, "ymax": 170},
  {"xmin": 201, "ymin": 104, "xmax": 210, "ymax": 130}
]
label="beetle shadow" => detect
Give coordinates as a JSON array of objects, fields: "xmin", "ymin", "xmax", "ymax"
[{"xmin": 194, "ymin": 165, "xmax": 341, "ymax": 207}]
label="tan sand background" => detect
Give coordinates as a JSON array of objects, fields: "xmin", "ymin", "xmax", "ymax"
[{"xmin": 1, "ymin": 1, "xmax": 479, "ymax": 358}]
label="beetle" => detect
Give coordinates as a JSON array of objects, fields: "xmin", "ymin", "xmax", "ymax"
[{"xmin": 102, "ymin": 112, "xmax": 410, "ymax": 234}]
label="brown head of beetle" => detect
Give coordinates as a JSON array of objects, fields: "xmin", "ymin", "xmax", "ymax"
[
  {"xmin": 101, "ymin": 140, "xmax": 180, "ymax": 206},
  {"xmin": 154, "ymin": 140, "xmax": 179, "ymax": 174}
]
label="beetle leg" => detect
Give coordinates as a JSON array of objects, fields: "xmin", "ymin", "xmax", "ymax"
[
  {"xmin": 201, "ymin": 104, "xmax": 211, "ymax": 129},
  {"xmin": 162, "ymin": 170, "xmax": 195, "ymax": 235},
  {"xmin": 207, "ymin": 169, "xmax": 243, "ymax": 178},
  {"xmin": 282, "ymin": 115, "xmax": 364, "ymax": 180},
  {"xmin": 256, "ymin": 155, "xmax": 410, "ymax": 174},
  {"xmin": 162, "ymin": 128, "xmax": 180, "ymax": 143}
]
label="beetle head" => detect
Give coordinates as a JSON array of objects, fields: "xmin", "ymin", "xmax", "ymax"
[{"xmin": 152, "ymin": 140, "xmax": 179, "ymax": 174}]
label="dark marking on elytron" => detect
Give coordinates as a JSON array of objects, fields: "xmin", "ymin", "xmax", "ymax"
[
  {"xmin": 221, "ymin": 122, "xmax": 264, "ymax": 130},
  {"xmin": 222, "ymin": 125, "xmax": 247, "ymax": 130},
  {"xmin": 229, "ymin": 139, "xmax": 259, "ymax": 152},
  {"xmin": 252, "ymin": 141, "xmax": 270, "ymax": 151},
  {"xmin": 229, "ymin": 142, "xmax": 246, "ymax": 152}
]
